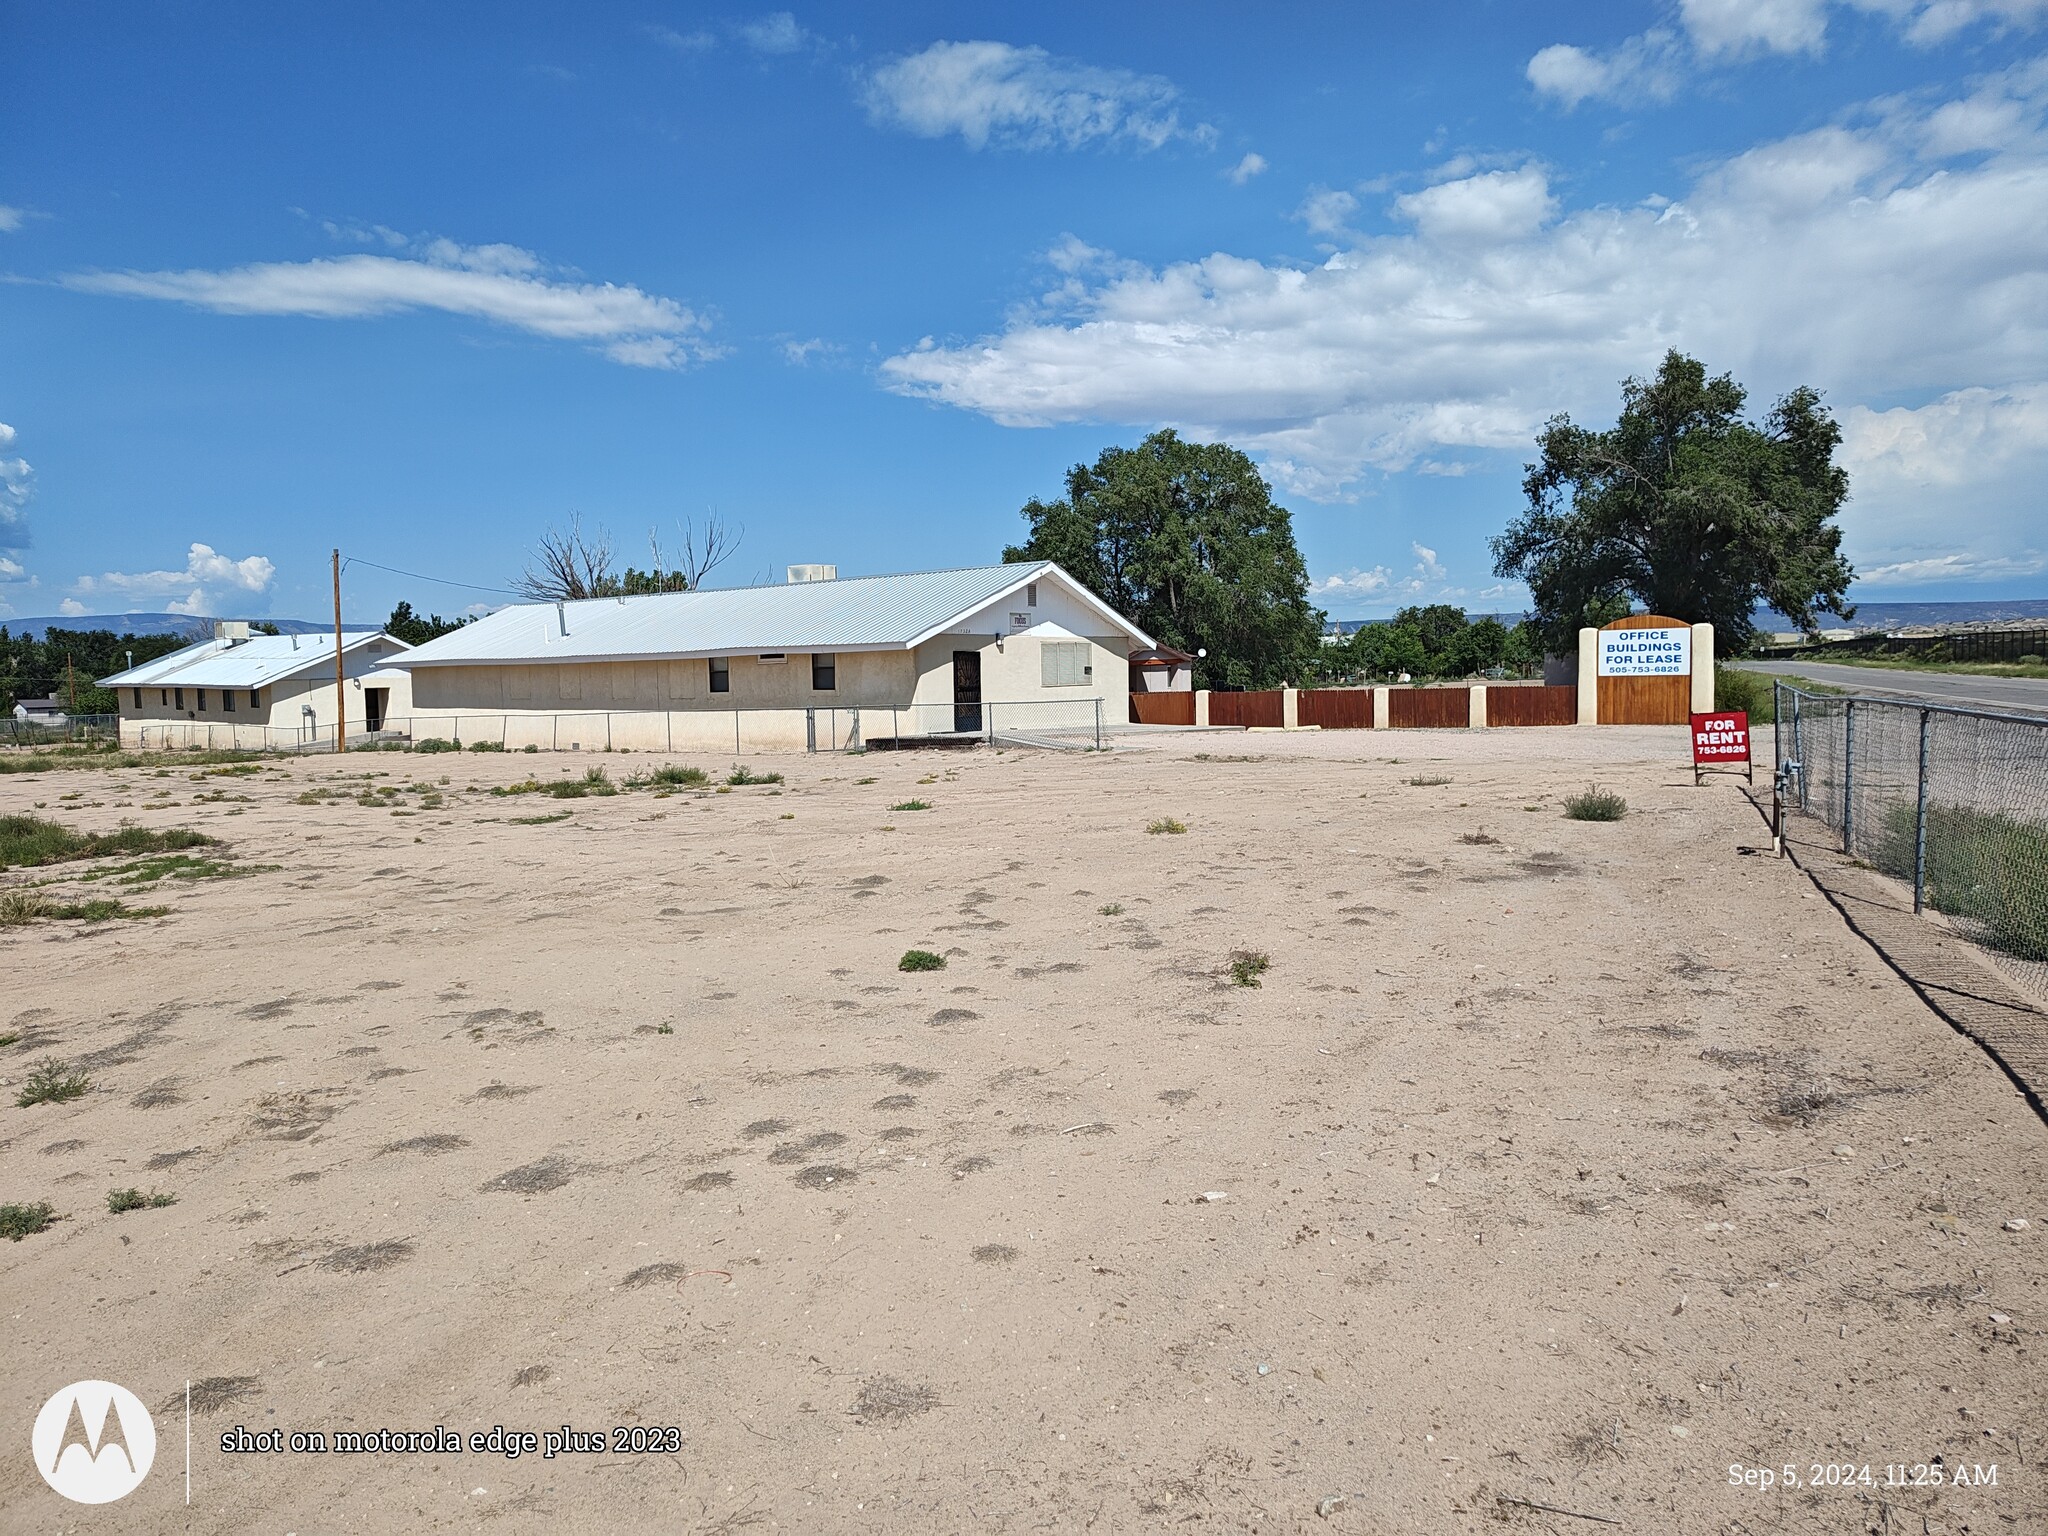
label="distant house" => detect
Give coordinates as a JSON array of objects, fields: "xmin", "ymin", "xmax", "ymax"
[
  {"xmin": 1128, "ymin": 645, "xmax": 1195, "ymax": 693},
  {"xmin": 384, "ymin": 561, "xmax": 1153, "ymax": 749},
  {"xmin": 99, "ymin": 624, "xmax": 413, "ymax": 748},
  {"xmin": 11, "ymin": 697, "xmax": 68, "ymax": 724}
]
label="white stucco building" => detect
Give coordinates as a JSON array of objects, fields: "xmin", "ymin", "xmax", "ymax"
[
  {"xmin": 100, "ymin": 626, "xmax": 414, "ymax": 748},
  {"xmin": 383, "ymin": 561, "xmax": 1152, "ymax": 750}
]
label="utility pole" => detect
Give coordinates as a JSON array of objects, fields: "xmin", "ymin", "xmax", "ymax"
[
  {"xmin": 332, "ymin": 548, "xmax": 347, "ymax": 754},
  {"xmin": 66, "ymin": 652, "xmax": 77, "ymax": 712}
]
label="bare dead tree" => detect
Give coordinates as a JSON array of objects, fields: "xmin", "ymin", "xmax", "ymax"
[
  {"xmin": 649, "ymin": 510, "xmax": 743, "ymax": 591},
  {"xmin": 515, "ymin": 514, "xmax": 616, "ymax": 601}
]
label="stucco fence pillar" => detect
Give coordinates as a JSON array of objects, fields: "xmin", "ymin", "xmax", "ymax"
[
  {"xmin": 1690, "ymin": 623, "xmax": 1715, "ymax": 713},
  {"xmin": 1468, "ymin": 684, "xmax": 1487, "ymax": 729},
  {"xmin": 1371, "ymin": 686, "xmax": 1390, "ymax": 730},
  {"xmin": 1576, "ymin": 627, "xmax": 1599, "ymax": 725},
  {"xmin": 1193, "ymin": 689, "xmax": 1210, "ymax": 727},
  {"xmin": 1282, "ymin": 687, "xmax": 1299, "ymax": 728}
]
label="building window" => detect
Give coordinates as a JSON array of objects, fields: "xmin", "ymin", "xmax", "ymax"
[
  {"xmin": 132, "ymin": 688, "xmax": 142, "ymax": 708},
  {"xmin": 174, "ymin": 688, "xmax": 185, "ymax": 709},
  {"xmin": 1041, "ymin": 641, "xmax": 1091, "ymax": 687},
  {"xmin": 249, "ymin": 689, "xmax": 262, "ymax": 709},
  {"xmin": 756, "ymin": 653, "xmax": 787, "ymax": 665},
  {"xmin": 223, "ymin": 689, "xmax": 236, "ymax": 713},
  {"xmin": 160, "ymin": 689, "xmax": 169, "ymax": 706},
  {"xmin": 709, "ymin": 657, "xmax": 730, "ymax": 693},
  {"xmin": 1027, "ymin": 582, "xmax": 1038, "ymax": 606},
  {"xmin": 196, "ymin": 690, "xmax": 207, "ymax": 711},
  {"xmin": 811, "ymin": 653, "xmax": 836, "ymax": 691}
]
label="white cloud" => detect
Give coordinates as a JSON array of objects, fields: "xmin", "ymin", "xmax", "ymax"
[
  {"xmin": 1533, "ymin": 0, "xmax": 2048, "ymax": 108},
  {"xmin": 1392, "ymin": 166, "xmax": 1557, "ymax": 243},
  {"xmin": 1295, "ymin": 187, "xmax": 1360, "ymax": 239},
  {"xmin": 1410, "ymin": 542, "xmax": 1447, "ymax": 581},
  {"xmin": 780, "ymin": 336, "xmax": 837, "ymax": 365},
  {"xmin": 1312, "ymin": 566, "xmax": 1393, "ymax": 600},
  {"xmin": 862, "ymin": 40, "xmax": 1213, "ymax": 152},
  {"xmin": 1527, "ymin": 31, "xmax": 1684, "ymax": 109},
  {"xmin": 63, "ymin": 233, "xmax": 717, "ymax": 369},
  {"xmin": 58, "ymin": 598, "xmax": 86, "ymax": 616},
  {"xmin": 1226, "ymin": 152, "xmax": 1268, "ymax": 185},
  {"xmin": 0, "ymin": 421, "xmax": 32, "ymax": 551},
  {"xmin": 879, "ymin": 62, "xmax": 2048, "ymax": 584},
  {"xmin": 77, "ymin": 543, "xmax": 278, "ymax": 613},
  {"xmin": 0, "ymin": 556, "xmax": 25, "ymax": 580},
  {"xmin": 649, "ymin": 25, "xmax": 717, "ymax": 52},
  {"xmin": 738, "ymin": 12, "xmax": 811, "ymax": 54},
  {"xmin": 0, "ymin": 205, "xmax": 26, "ymax": 233},
  {"xmin": 1679, "ymin": 0, "xmax": 1831, "ymax": 58}
]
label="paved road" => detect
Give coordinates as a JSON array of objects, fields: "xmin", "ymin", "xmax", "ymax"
[{"xmin": 1737, "ymin": 658, "xmax": 2048, "ymax": 715}]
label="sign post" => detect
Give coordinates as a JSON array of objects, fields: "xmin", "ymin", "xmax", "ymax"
[{"xmin": 1690, "ymin": 710, "xmax": 1752, "ymax": 786}]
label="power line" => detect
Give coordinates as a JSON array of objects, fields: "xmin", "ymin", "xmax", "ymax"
[{"xmin": 340, "ymin": 556, "xmax": 523, "ymax": 600}]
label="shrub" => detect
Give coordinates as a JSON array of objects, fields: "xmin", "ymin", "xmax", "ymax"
[
  {"xmin": 898, "ymin": 949, "xmax": 947, "ymax": 973},
  {"xmin": 1563, "ymin": 785, "xmax": 1628, "ymax": 821},
  {"xmin": 640, "ymin": 765, "xmax": 708, "ymax": 788},
  {"xmin": 890, "ymin": 800, "xmax": 932, "ymax": 812},
  {"xmin": 521, "ymin": 743, "xmax": 540, "ymax": 753},
  {"xmin": 1146, "ymin": 817, "xmax": 1188, "ymax": 835},
  {"xmin": 107, "ymin": 1188, "xmax": 177, "ymax": 1214},
  {"xmin": 1, "ymin": 1201, "xmax": 57, "ymax": 1241},
  {"xmin": 467, "ymin": 740, "xmax": 506, "ymax": 753},
  {"xmin": 0, "ymin": 890, "xmax": 51, "ymax": 926},
  {"xmin": 1714, "ymin": 665, "xmax": 1776, "ymax": 723},
  {"xmin": 1098, "ymin": 902, "xmax": 1124, "ymax": 916},
  {"xmin": 728, "ymin": 766, "xmax": 784, "ymax": 787},
  {"xmin": 1229, "ymin": 950, "xmax": 1271, "ymax": 987},
  {"xmin": 1407, "ymin": 775, "xmax": 1452, "ymax": 787},
  {"xmin": 17, "ymin": 1058, "xmax": 90, "ymax": 1107},
  {"xmin": 410, "ymin": 738, "xmax": 458, "ymax": 754}
]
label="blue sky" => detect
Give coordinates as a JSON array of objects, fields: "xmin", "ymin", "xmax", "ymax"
[{"xmin": 4, "ymin": 1, "xmax": 2046, "ymax": 625}]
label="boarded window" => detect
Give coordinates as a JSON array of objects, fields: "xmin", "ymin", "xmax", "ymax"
[
  {"xmin": 1041, "ymin": 641, "xmax": 1091, "ymax": 688},
  {"xmin": 665, "ymin": 660, "xmax": 701, "ymax": 700},
  {"xmin": 709, "ymin": 657, "xmax": 730, "ymax": 694},
  {"xmin": 557, "ymin": 666, "xmax": 582, "ymax": 702},
  {"xmin": 812, "ymin": 653, "xmax": 836, "ymax": 691}
]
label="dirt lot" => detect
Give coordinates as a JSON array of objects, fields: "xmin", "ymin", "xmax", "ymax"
[{"xmin": 3, "ymin": 729, "xmax": 2044, "ymax": 1533}]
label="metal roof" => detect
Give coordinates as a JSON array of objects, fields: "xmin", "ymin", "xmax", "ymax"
[
  {"xmin": 99, "ymin": 631, "xmax": 400, "ymax": 689},
  {"xmin": 386, "ymin": 562, "xmax": 1153, "ymax": 667}
]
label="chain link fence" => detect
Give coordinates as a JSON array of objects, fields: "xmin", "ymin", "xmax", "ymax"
[{"xmin": 1774, "ymin": 683, "xmax": 2048, "ymax": 1001}]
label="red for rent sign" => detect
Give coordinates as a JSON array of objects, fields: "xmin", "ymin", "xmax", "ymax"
[{"xmin": 1691, "ymin": 711, "xmax": 1751, "ymax": 764}]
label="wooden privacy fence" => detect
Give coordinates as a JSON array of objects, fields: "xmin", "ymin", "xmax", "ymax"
[
  {"xmin": 1485, "ymin": 684, "xmax": 1577, "ymax": 727},
  {"xmin": 1129, "ymin": 691, "xmax": 1196, "ymax": 726},
  {"xmin": 1388, "ymin": 687, "xmax": 1470, "ymax": 729},
  {"xmin": 1209, "ymin": 690, "xmax": 1285, "ymax": 729},
  {"xmin": 1298, "ymin": 688, "xmax": 1371, "ymax": 729}
]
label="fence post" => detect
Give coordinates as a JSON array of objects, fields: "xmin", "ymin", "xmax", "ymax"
[
  {"xmin": 849, "ymin": 707, "xmax": 860, "ymax": 752},
  {"xmin": 1793, "ymin": 693, "xmax": 1807, "ymax": 810},
  {"xmin": 1842, "ymin": 698, "xmax": 1855, "ymax": 854},
  {"xmin": 1772, "ymin": 682, "xmax": 1781, "ymax": 773},
  {"xmin": 1095, "ymin": 697, "xmax": 1103, "ymax": 750},
  {"xmin": 1913, "ymin": 707, "xmax": 1930, "ymax": 916},
  {"xmin": 806, "ymin": 708, "xmax": 816, "ymax": 754}
]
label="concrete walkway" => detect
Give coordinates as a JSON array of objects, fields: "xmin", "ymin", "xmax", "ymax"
[{"xmin": 1738, "ymin": 658, "xmax": 2048, "ymax": 715}]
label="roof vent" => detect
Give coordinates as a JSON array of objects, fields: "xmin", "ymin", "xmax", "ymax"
[
  {"xmin": 215, "ymin": 620, "xmax": 251, "ymax": 646},
  {"xmin": 786, "ymin": 564, "xmax": 837, "ymax": 584}
]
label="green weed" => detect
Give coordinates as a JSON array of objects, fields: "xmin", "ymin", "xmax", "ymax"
[
  {"xmin": 509, "ymin": 811, "xmax": 572, "ymax": 825},
  {"xmin": 898, "ymin": 949, "xmax": 947, "ymax": 973},
  {"xmin": 107, "ymin": 1188, "xmax": 177, "ymax": 1214},
  {"xmin": 1407, "ymin": 774, "xmax": 1452, "ymax": 787},
  {"xmin": 0, "ymin": 816, "xmax": 217, "ymax": 870},
  {"xmin": 410, "ymin": 738, "xmax": 459, "ymax": 753},
  {"xmin": 1874, "ymin": 802, "xmax": 2048, "ymax": 962},
  {"xmin": 0, "ymin": 1201, "xmax": 57, "ymax": 1241},
  {"xmin": 1229, "ymin": 950, "xmax": 1271, "ymax": 987},
  {"xmin": 890, "ymin": 799, "xmax": 932, "ymax": 812},
  {"xmin": 1145, "ymin": 817, "xmax": 1188, "ymax": 835},
  {"xmin": 1098, "ymin": 903, "xmax": 1125, "ymax": 916},
  {"xmin": 17, "ymin": 1058, "xmax": 91, "ymax": 1106},
  {"xmin": 727, "ymin": 766, "xmax": 784, "ymax": 787}
]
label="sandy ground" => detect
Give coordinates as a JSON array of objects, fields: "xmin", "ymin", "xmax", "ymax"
[{"xmin": 2, "ymin": 727, "xmax": 2044, "ymax": 1534}]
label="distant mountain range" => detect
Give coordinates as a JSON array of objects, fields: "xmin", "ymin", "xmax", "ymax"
[
  {"xmin": 0, "ymin": 612, "xmax": 374, "ymax": 642},
  {"xmin": 1326, "ymin": 598, "xmax": 2048, "ymax": 638}
]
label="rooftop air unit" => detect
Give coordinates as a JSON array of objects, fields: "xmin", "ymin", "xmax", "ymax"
[
  {"xmin": 215, "ymin": 620, "xmax": 251, "ymax": 646},
  {"xmin": 786, "ymin": 564, "xmax": 837, "ymax": 584}
]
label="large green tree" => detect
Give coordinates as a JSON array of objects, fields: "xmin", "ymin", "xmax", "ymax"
[
  {"xmin": 1491, "ymin": 350, "xmax": 1853, "ymax": 655},
  {"xmin": 1002, "ymin": 430, "xmax": 1326, "ymax": 688},
  {"xmin": 0, "ymin": 627, "xmax": 190, "ymax": 714}
]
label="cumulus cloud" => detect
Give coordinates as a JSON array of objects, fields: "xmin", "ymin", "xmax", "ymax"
[
  {"xmin": 1226, "ymin": 152, "xmax": 1268, "ymax": 185},
  {"xmin": 0, "ymin": 422, "xmax": 33, "ymax": 552},
  {"xmin": 879, "ymin": 61, "xmax": 2048, "ymax": 584},
  {"xmin": 1532, "ymin": 0, "xmax": 2048, "ymax": 108},
  {"xmin": 0, "ymin": 205, "xmax": 26, "ymax": 233},
  {"xmin": 58, "ymin": 598, "xmax": 86, "ymax": 616},
  {"xmin": 862, "ymin": 40, "xmax": 1213, "ymax": 152},
  {"xmin": 62, "ymin": 232, "xmax": 717, "ymax": 369},
  {"xmin": 77, "ymin": 543, "xmax": 278, "ymax": 613}
]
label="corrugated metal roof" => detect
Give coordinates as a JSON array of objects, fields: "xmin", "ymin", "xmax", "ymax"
[
  {"xmin": 99, "ymin": 631, "xmax": 398, "ymax": 689},
  {"xmin": 386, "ymin": 562, "xmax": 1153, "ymax": 666}
]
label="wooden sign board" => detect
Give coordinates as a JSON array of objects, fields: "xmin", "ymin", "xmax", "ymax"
[{"xmin": 1595, "ymin": 615, "xmax": 1693, "ymax": 725}]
